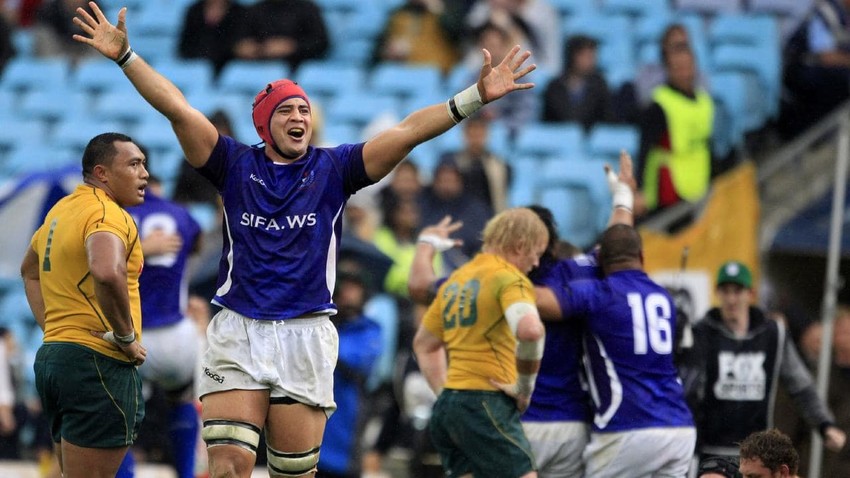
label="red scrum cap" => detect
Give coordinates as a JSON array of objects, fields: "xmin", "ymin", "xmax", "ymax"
[{"xmin": 252, "ymin": 79, "xmax": 310, "ymax": 146}]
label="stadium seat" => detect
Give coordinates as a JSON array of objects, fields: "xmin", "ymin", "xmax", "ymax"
[
  {"xmin": 327, "ymin": 38, "xmax": 374, "ymax": 67},
  {"xmin": 71, "ymin": 58, "xmax": 135, "ymax": 95},
  {"xmin": 134, "ymin": 2, "xmax": 186, "ymax": 37},
  {"xmin": 548, "ymin": 0, "xmax": 599, "ymax": 20},
  {"xmin": 0, "ymin": 58, "xmax": 70, "ymax": 94},
  {"xmin": 92, "ymin": 91, "xmax": 160, "ymax": 126},
  {"xmin": 49, "ymin": 119, "xmax": 125, "ymax": 155},
  {"xmin": 325, "ymin": 91, "xmax": 399, "ymax": 130},
  {"xmin": 217, "ymin": 61, "xmax": 290, "ymax": 96},
  {"xmin": 130, "ymin": 34, "xmax": 178, "ymax": 65},
  {"xmin": 320, "ymin": 123, "xmax": 360, "ymax": 145},
  {"xmin": 2, "ymin": 144, "xmax": 79, "ymax": 177},
  {"xmin": 587, "ymin": 124, "xmax": 641, "ymax": 160},
  {"xmin": 131, "ymin": 119, "xmax": 183, "ymax": 158},
  {"xmin": 513, "ymin": 122, "xmax": 585, "ymax": 160},
  {"xmin": 11, "ymin": 29, "xmax": 34, "ymax": 58},
  {"xmin": 370, "ymin": 63, "xmax": 443, "ymax": 100},
  {"xmin": 507, "ymin": 157, "xmax": 540, "ymax": 207},
  {"xmin": 537, "ymin": 159, "xmax": 611, "ymax": 248},
  {"xmin": 18, "ymin": 90, "xmax": 90, "ymax": 123},
  {"xmin": 602, "ymin": 0, "xmax": 670, "ymax": 18},
  {"xmin": 709, "ymin": 72, "xmax": 754, "ymax": 155},
  {"xmin": 154, "ymin": 59, "xmax": 216, "ymax": 96},
  {"xmin": 711, "ymin": 44, "xmax": 777, "ymax": 119},
  {"xmin": 676, "ymin": 0, "xmax": 743, "ymax": 15},
  {"xmin": 294, "ymin": 60, "xmax": 366, "ymax": 101},
  {"xmin": 0, "ymin": 119, "xmax": 49, "ymax": 154}
]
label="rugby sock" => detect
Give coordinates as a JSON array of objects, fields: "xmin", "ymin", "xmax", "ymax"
[
  {"xmin": 116, "ymin": 451, "xmax": 135, "ymax": 478},
  {"xmin": 169, "ymin": 402, "xmax": 201, "ymax": 478}
]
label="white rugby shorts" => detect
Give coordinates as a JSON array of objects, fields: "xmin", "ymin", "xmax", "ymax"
[
  {"xmin": 583, "ymin": 426, "xmax": 696, "ymax": 478},
  {"xmin": 522, "ymin": 420, "xmax": 589, "ymax": 478},
  {"xmin": 139, "ymin": 317, "xmax": 199, "ymax": 392},
  {"xmin": 198, "ymin": 308, "xmax": 338, "ymax": 415}
]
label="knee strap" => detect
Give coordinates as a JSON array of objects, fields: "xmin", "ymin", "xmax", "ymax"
[
  {"xmin": 267, "ymin": 445, "xmax": 320, "ymax": 477},
  {"xmin": 201, "ymin": 419, "xmax": 261, "ymax": 454}
]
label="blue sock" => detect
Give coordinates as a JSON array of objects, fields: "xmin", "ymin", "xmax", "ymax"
[
  {"xmin": 116, "ymin": 450, "xmax": 135, "ymax": 478},
  {"xmin": 169, "ymin": 402, "xmax": 201, "ymax": 478}
]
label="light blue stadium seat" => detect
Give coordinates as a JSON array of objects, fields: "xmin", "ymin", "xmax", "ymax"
[
  {"xmin": 602, "ymin": 0, "xmax": 670, "ymax": 18},
  {"xmin": 709, "ymin": 15, "xmax": 781, "ymax": 117},
  {"xmin": 327, "ymin": 37, "xmax": 374, "ymax": 67},
  {"xmin": 294, "ymin": 60, "xmax": 366, "ymax": 101},
  {"xmin": 11, "ymin": 28, "xmax": 35, "ymax": 58},
  {"xmin": 587, "ymin": 124, "xmax": 640, "ymax": 160},
  {"xmin": 18, "ymin": 90, "xmax": 90, "ymax": 123},
  {"xmin": 548, "ymin": 0, "xmax": 599, "ymax": 19},
  {"xmin": 131, "ymin": 119, "xmax": 183, "ymax": 158},
  {"xmin": 130, "ymin": 34, "xmax": 178, "ymax": 65},
  {"xmin": 49, "ymin": 119, "xmax": 125, "ymax": 156},
  {"xmin": 363, "ymin": 292, "xmax": 399, "ymax": 391},
  {"xmin": 537, "ymin": 159, "xmax": 611, "ymax": 248},
  {"xmin": 134, "ymin": 2, "xmax": 186, "ymax": 37},
  {"xmin": 184, "ymin": 90, "xmax": 249, "ymax": 120},
  {"xmin": 711, "ymin": 44, "xmax": 777, "ymax": 120},
  {"xmin": 0, "ymin": 119, "xmax": 49, "ymax": 154},
  {"xmin": 507, "ymin": 156, "xmax": 540, "ymax": 207},
  {"xmin": 92, "ymin": 91, "xmax": 159, "ymax": 126},
  {"xmin": 0, "ymin": 58, "xmax": 70, "ymax": 93},
  {"xmin": 513, "ymin": 122, "xmax": 585, "ymax": 160},
  {"xmin": 634, "ymin": 11, "xmax": 676, "ymax": 47},
  {"xmin": 154, "ymin": 59, "xmax": 216, "ymax": 96},
  {"xmin": 146, "ymin": 148, "xmax": 184, "ymax": 185},
  {"xmin": 217, "ymin": 61, "xmax": 290, "ymax": 96},
  {"xmin": 370, "ymin": 63, "xmax": 443, "ymax": 100},
  {"xmin": 676, "ymin": 0, "xmax": 743, "ymax": 15},
  {"xmin": 1, "ymin": 144, "xmax": 79, "ymax": 177},
  {"xmin": 71, "ymin": 58, "xmax": 136, "ymax": 95},
  {"xmin": 709, "ymin": 72, "xmax": 754, "ymax": 156},
  {"xmin": 326, "ymin": 91, "xmax": 399, "ymax": 130}
]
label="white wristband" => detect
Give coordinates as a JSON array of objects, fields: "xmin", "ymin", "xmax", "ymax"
[
  {"xmin": 446, "ymin": 84, "xmax": 484, "ymax": 123},
  {"xmin": 517, "ymin": 373, "xmax": 537, "ymax": 396},
  {"xmin": 103, "ymin": 330, "xmax": 135, "ymax": 346},
  {"xmin": 606, "ymin": 168, "xmax": 633, "ymax": 211},
  {"xmin": 418, "ymin": 234, "xmax": 455, "ymax": 252}
]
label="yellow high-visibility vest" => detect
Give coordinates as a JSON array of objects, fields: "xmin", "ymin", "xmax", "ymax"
[{"xmin": 643, "ymin": 85, "xmax": 714, "ymax": 210}]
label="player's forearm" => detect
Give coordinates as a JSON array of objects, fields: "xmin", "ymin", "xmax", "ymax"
[
  {"xmin": 408, "ymin": 242, "xmax": 439, "ymax": 305},
  {"xmin": 416, "ymin": 350, "xmax": 447, "ymax": 396},
  {"xmin": 23, "ymin": 278, "xmax": 46, "ymax": 331},
  {"xmin": 93, "ymin": 277, "xmax": 135, "ymax": 336}
]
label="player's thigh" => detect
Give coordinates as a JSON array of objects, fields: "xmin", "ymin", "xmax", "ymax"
[
  {"xmin": 60, "ymin": 440, "xmax": 128, "ymax": 478},
  {"xmin": 432, "ymin": 390, "xmax": 536, "ymax": 478},
  {"xmin": 522, "ymin": 420, "xmax": 588, "ymax": 478},
  {"xmin": 583, "ymin": 427, "xmax": 696, "ymax": 478},
  {"xmin": 139, "ymin": 318, "xmax": 199, "ymax": 391}
]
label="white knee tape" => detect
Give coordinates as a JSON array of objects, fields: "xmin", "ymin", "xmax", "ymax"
[
  {"xmin": 267, "ymin": 445, "xmax": 320, "ymax": 477},
  {"xmin": 201, "ymin": 420, "xmax": 262, "ymax": 454}
]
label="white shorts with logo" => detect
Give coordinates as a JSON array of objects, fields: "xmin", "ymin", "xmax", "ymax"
[
  {"xmin": 198, "ymin": 309, "xmax": 339, "ymax": 414},
  {"xmin": 522, "ymin": 420, "xmax": 589, "ymax": 478},
  {"xmin": 583, "ymin": 426, "xmax": 696, "ymax": 478},
  {"xmin": 139, "ymin": 317, "xmax": 199, "ymax": 392}
]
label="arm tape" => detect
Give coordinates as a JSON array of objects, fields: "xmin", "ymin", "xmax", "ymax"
[
  {"xmin": 517, "ymin": 373, "xmax": 537, "ymax": 395},
  {"xmin": 517, "ymin": 337, "xmax": 545, "ymax": 361},
  {"xmin": 505, "ymin": 302, "xmax": 536, "ymax": 335}
]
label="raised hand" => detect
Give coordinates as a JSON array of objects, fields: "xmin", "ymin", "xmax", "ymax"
[
  {"xmin": 417, "ymin": 215, "xmax": 464, "ymax": 252},
  {"xmin": 477, "ymin": 45, "xmax": 536, "ymax": 104},
  {"xmin": 72, "ymin": 2, "xmax": 129, "ymax": 60}
]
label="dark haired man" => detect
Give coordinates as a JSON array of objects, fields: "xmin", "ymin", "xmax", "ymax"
[{"xmin": 21, "ymin": 132, "xmax": 149, "ymax": 478}]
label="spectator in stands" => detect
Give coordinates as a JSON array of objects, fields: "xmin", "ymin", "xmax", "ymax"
[
  {"xmin": 783, "ymin": 0, "xmax": 850, "ymax": 139},
  {"xmin": 33, "ymin": 0, "xmax": 96, "ymax": 63},
  {"xmin": 466, "ymin": 0, "xmax": 562, "ymax": 74},
  {"xmin": 419, "ymin": 158, "xmax": 492, "ymax": 260},
  {"xmin": 738, "ymin": 429, "xmax": 800, "ymax": 478},
  {"xmin": 379, "ymin": 160, "xmax": 423, "ymax": 209},
  {"xmin": 0, "ymin": 8, "xmax": 13, "ymax": 74},
  {"xmin": 460, "ymin": 19, "xmax": 538, "ymax": 139},
  {"xmin": 232, "ymin": 0, "xmax": 329, "ymax": 71},
  {"xmin": 178, "ymin": 0, "xmax": 246, "ymax": 76},
  {"xmin": 371, "ymin": 0, "xmax": 461, "ymax": 75},
  {"xmin": 437, "ymin": 115, "xmax": 510, "ymax": 213},
  {"xmin": 319, "ymin": 271, "xmax": 383, "ymax": 478},
  {"xmin": 680, "ymin": 261, "xmax": 846, "ymax": 471},
  {"xmin": 541, "ymin": 34, "xmax": 611, "ymax": 130},
  {"xmin": 374, "ymin": 197, "xmax": 439, "ymax": 299},
  {"xmin": 774, "ymin": 306, "xmax": 850, "ymax": 476},
  {"xmin": 634, "ymin": 24, "xmax": 708, "ymax": 109},
  {"xmin": 635, "ymin": 47, "xmax": 714, "ymax": 217}
]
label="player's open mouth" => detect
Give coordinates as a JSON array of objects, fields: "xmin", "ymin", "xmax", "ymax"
[{"xmin": 288, "ymin": 128, "xmax": 305, "ymax": 139}]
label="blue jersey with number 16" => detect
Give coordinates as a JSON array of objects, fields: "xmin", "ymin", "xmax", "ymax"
[{"xmin": 556, "ymin": 269, "xmax": 694, "ymax": 432}]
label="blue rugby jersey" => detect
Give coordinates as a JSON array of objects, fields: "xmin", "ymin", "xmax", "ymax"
[
  {"xmin": 128, "ymin": 192, "xmax": 202, "ymax": 329},
  {"xmin": 197, "ymin": 135, "xmax": 374, "ymax": 320},
  {"xmin": 554, "ymin": 269, "xmax": 694, "ymax": 432},
  {"xmin": 525, "ymin": 253, "xmax": 598, "ymax": 423}
]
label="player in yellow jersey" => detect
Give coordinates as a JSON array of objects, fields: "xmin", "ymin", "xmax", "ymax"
[
  {"xmin": 413, "ymin": 207, "xmax": 548, "ymax": 478},
  {"xmin": 20, "ymin": 132, "xmax": 149, "ymax": 478}
]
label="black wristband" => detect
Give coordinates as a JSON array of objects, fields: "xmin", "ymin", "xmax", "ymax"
[{"xmin": 116, "ymin": 48, "xmax": 134, "ymax": 68}]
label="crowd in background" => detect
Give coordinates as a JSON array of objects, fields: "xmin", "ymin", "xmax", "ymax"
[{"xmin": 0, "ymin": 0, "xmax": 850, "ymax": 477}]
